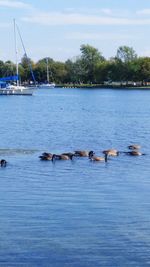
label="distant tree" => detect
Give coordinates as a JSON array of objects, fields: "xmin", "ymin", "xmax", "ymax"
[
  {"xmin": 65, "ymin": 57, "xmax": 86, "ymax": 83},
  {"xmin": 3, "ymin": 61, "xmax": 16, "ymax": 77},
  {"xmin": 35, "ymin": 57, "xmax": 55, "ymax": 83},
  {"xmin": 134, "ymin": 57, "xmax": 150, "ymax": 82},
  {"xmin": 2, "ymin": 43, "xmax": 150, "ymax": 86},
  {"xmin": 112, "ymin": 46, "xmax": 137, "ymax": 82},
  {"xmin": 65, "ymin": 59, "xmax": 78, "ymax": 83},
  {"xmin": 0, "ymin": 60, "xmax": 5, "ymax": 77},
  {"xmin": 116, "ymin": 46, "xmax": 137, "ymax": 63},
  {"xmin": 37, "ymin": 57, "xmax": 54, "ymax": 65},
  {"xmin": 95, "ymin": 61, "xmax": 112, "ymax": 83},
  {"xmin": 53, "ymin": 61, "xmax": 67, "ymax": 83},
  {"xmin": 20, "ymin": 54, "xmax": 35, "ymax": 82},
  {"xmin": 34, "ymin": 61, "xmax": 45, "ymax": 82},
  {"xmin": 80, "ymin": 44, "xmax": 105, "ymax": 83}
]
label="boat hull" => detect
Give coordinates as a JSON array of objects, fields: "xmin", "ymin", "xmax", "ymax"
[
  {"xmin": 38, "ymin": 83, "xmax": 55, "ymax": 89},
  {"xmin": 0, "ymin": 87, "xmax": 36, "ymax": 95}
]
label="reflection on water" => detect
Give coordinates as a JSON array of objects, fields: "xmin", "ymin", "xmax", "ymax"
[
  {"xmin": 0, "ymin": 88, "xmax": 150, "ymax": 267},
  {"xmin": 0, "ymin": 148, "xmax": 39, "ymax": 155}
]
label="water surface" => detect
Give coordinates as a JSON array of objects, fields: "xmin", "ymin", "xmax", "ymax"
[{"xmin": 0, "ymin": 88, "xmax": 150, "ymax": 266}]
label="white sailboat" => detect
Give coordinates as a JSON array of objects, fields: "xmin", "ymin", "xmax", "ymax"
[
  {"xmin": 0, "ymin": 19, "xmax": 37, "ymax": 95},
  {"xmin": 39, "ymin": 58, "xmax": 55, "ymax": 88}
]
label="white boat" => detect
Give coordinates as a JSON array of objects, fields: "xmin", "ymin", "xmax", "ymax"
[
  {"xmin": 39, "ymin": 58, "xmax": 55, "ymax": 89},
  {"xmin": 0, "ymin": 83, "xmax": 35, "ymax": 95},
  {"xmin": 0, "ymin": 20, "xmax": 37, "ymax": 96},
  {"xmin": 38, "ymin": 82, "xmax": 55, "ymax": 89}
]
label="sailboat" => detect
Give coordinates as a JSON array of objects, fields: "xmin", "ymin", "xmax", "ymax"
[
  {"xmin": 0, "ymin": 19, "xmax": 37, "ymax": 95},
  {"xmin": 39, "ymin": 58, "xmax": 55, "ymax": 88}
]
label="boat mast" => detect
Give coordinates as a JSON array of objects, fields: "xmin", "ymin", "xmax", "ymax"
[
  {"xmin": 13, "ymin": 19, "xmax": 19, "ymax": 86},
  {"xmin": 46, "ymin": 58, "xmax": 49, "ymax": 83},
  {"xmin": 16, "ymin": 23, "xmax": 37, "ymax": 86}
]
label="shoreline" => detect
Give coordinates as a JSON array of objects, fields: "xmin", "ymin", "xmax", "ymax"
[{"xmin": 56, "ymin": 84, "xmax": 150, "ymax": 90}]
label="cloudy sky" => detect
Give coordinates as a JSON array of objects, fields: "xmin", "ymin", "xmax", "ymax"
[{"xmin": 1, "ymin": 0, "xmax": 150, "ymax": 63}]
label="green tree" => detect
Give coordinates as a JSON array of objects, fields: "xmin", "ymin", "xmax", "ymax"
[
  {"xmin": 134, "ymin": 57, "xmax": 150, "ymax": 82},
  {"xmin": 116, "ymin": 46, "xmax": 137, "ymax": 63},
  {"xmin": 53, "ymin": 61, "xmax": 67, "ymax": 83},
  {"xmin": 4, "ymin": 61, "xmax": 16, "ymax": 77},
  {"xmin": 80, "ymin": 44, "xmax": 105, "ymax": 83},
  {"xmin": 20, "ymin": 54, "xmax": 35, "ymax": 82},
  {"xmin": 35, "ymin": 57, "xmax": 55, "ymax": 83},
  {"xmin": 95, "ymin": 61, "xmax": 110, "ymax": 83},
  {"xmin": 0, "ymin": 60, "xmax": 5, "ymax": 77},
  {"xmin": 114, "ymin": 46, "xmax": 138, "ymax": 82},
  {"xmin": 65, "ymin": 57, "xmax": 86, "ymax": 83}
]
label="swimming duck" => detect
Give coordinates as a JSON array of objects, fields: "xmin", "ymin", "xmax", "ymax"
[
  {"xmin": 103, "ymin": 149, "xmax": 119, "ymax": 157},
  {"xmin": 128, "ymin": 145, "xmax": 141, "ymax": 150},
  {"xmin": 74, "ymin": 150, "xmax": 93, "ymax": 157},
  {"xmin": 126, "ymin": 151, "xmax": 145, "ymax": 156},
  {"xmin": 0, "ymin": 159, "xmax": 7, "ymax": 167},
  {"xmin": 41, "ymin": 152, "xmax": 52, "ymax": 157},
  {"xmin": 89, "ymin": 154, "xmax": 106, "ymax": 162},
  {"xmin": 62, "ymin": 152, "xmax": 75, "ymax": 157},
  {"xmin": 52, "ymin": 154, "xmax": 74, "ymax": 161},
  {"xmin": 39, "ymin": 152, "xmax": 53, "ymax": 160}
]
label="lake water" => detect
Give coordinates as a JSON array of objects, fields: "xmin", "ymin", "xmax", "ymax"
[{"xmin": 0, "ymin": 88, "xmax": 150, "ymax": 267}]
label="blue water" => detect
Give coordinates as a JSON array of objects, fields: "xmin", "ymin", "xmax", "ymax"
[{"xmin": 0, "ymin": 88, "xmax": 150, "ymax": 267}]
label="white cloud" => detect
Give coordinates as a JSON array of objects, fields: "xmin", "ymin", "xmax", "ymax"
[
  {"xmin": 0, "ymin": 0, "xmax": 31, "ymax": 9},
  {"xmin": 101, "ymin": 9, "xmax": 112, "ymax": 15},
  {"xmin": 137, "ymin": 9, "xmax": 150, "ymax": 15},
  {"xmin": 66, "ymin": 32, "xmax": 135, "ymax": 41},
  {"xmin": 64, "ymin": 7, "xmax": 113, "ymax": 15},
  {"xmin": 0, "ymin": 22, "xmax": 10, "ymax": 27},
  {"xmin": 22, "ymin": 11, "xmax": 150, "ymax": 26}
]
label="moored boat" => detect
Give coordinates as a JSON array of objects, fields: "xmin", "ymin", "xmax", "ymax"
[
  {"xmin": 0, "ymin": 19, "xmax": 37, "ymax": 96},
  {"xmin": 0, "ymin": 82, "xmax": 35, "ymax": 95},
  {"xmin": 38, "ymin": 82, "xmax": 55, "ymax": 89},
  {"xmin": 38, "ymin": 58, "xmax": 55, "ymax": 89}
]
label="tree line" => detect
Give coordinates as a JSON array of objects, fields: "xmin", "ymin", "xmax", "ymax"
[{"xmin": 1, "ymin": 45, "xmax": 150, "ymax": 85}]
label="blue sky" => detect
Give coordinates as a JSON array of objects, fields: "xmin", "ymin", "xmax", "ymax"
[{"xmin": 1, "ymin": 0, "xmax": 150, "ymax": 63}]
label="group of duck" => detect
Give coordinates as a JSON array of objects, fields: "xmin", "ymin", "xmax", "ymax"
[
  {"xmin": 39, "ymin": 144, "xmax": 145, "ymax": 163},
  {"xmin": 0, "ymin": 144, "xmax": 145, "ymax": 168}
]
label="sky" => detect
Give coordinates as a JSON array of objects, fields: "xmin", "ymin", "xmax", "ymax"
[{"xmin": 1, "ymin": 0, "xmax": 150, "ymax": 63}]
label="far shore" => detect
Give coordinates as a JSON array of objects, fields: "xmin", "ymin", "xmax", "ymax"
[{"xmin": 56, "ymin": 84, "xmax": 150, "ymax": 90}]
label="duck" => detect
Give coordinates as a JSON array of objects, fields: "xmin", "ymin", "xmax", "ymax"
[
  {"xmin": 89, "ymin": 153, "xmax": 106, "ymax": 162},
  {"xmin": 126, "ymin": 151, "xmax": 145, "ymax": 156},
  {"xmin": 39, "ymin": 152, "xmax": 53, "ymax": 161},
  {"xmin": 74, "ymin": 150, "xmax": 93, "ymax": 157},
  {"xmin": 128, "ymin": 145, "xmax": 141, "ymax": 150},
  {"xmin": 52, "ymin": 154, "xmax": 74, "ymax": 161},
  {"xmin": 41, "ymin": 152, "xmax": 52, "ymax": 157},
  {"xmin": 0, "ymin": 159, "xmax": 7, "ymax": 167},
  {"xmin": 89, "ymin": 151, "xmax": 107, "ymax": 162},
  {"xmin": 62, "ymin": 152, "xmax": 75, "ymax": 157},
  {"xmin": 102, "ymin": 149, "xmax": 119, "ymax": 157}
]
